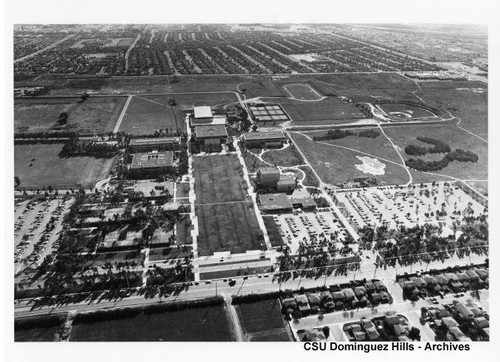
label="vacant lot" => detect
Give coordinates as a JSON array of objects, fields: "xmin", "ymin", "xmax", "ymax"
[
  {"xmin": 193, "ymin": 155, "xmax": 249, "ymax": 204},
  {"xmin": 196, "ymin": 202, "xmax": 265, "ymax": 256},
  {"xmin": 264, "ymin": 96, "xmax": 364, "ymax": 125},
  {"xmin": 15, "ymin": 315, "xmax": 65, "ymax": 342},
  {"xmin": 15, "ymin": 143, "xmax": 116, "ymax": 188},
  {"xmin": 417, "ymin": 81, "xmax": 487, "ymax": 138},
  {"xmin": 176, "ymin": 214, "xmax": 193, "ymax": 245},
  {"xmin": 291, "ymin": 132, "xmax": 410, "ymax": 185},
  {"xmin": 236, "ymin": 299, "xmax": 292, "ymax": 341},
  {"xmin": 384, "ymin": 123, "xmax": 488, "ymax": 181},
  {"xmin": 119, "ymin": 92, "xmax": 238, "ymax": 135},
  {"xmin": 283, "ymin": 83, "xmax": 322, "ymax": 100},
  {"xmin": 70, "ymin": 305, "xmax": 235, "ymax": 341},
  {"xmin": 15, "ymin": 96, "xmax": 126, "ymax": 134}
]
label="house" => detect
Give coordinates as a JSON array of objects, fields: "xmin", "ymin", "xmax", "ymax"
[
  {"xmin": 129, "ymin": 137, "xmax": 181, "ymax": 152},
  {"xmin": 282, "ymin": 297, "xmax": 297, "ymax": 313},
  {"xmin": 353, "ymin": 286, "xmax": 367, "ymax": 299},
  {"xmin": 320, "ymin": 291, "xmax": 334, "ymax": 310},
  {"xmin": 193, "ymin": 124, "xmax": 228, "ymax": 152},
  {"xmin": 424, "ymin": 275, "xmax": 438, "ymax": 285},
  {"xmin": 373, "ymin": 280, "xmax": 387, "ymax": 291},
  {"xmin": 342, "ymin": 288, "xmax": 356, "ymax": 301},
  {"xmin": 441, "ymin": 316, "xmax": 459, "ymax": 328},
  {"xmin": 299, "ymin": 329, "xmax": 326, "ymax": 341},
  {"xmin": 473, "ymin": 317, "xmax": 489, "ymax": 329},
  {"xmin": 456, "ymin": 302, "xmax": 474, "ymax": 320},
  {"xmin": 448, "ymin": 327, "xmax": 468, "ymax": 341},
  {"xmin": 435, "ymin": 275, "xmax": 449, "ymax": 285},
  {"xmin": 465, "ymin": 270, "xmax": 480, "ymax": 280},
  {"xmin": 129, "ymin": 152, "xmax": 175, "ymax": 174},
  {"xmin": 257, "ymin": 167, "xmax": 281, "ymax": 186},
  {"xmin": 295, "ymin": 294, "xmax": 311, "ymax": 313},
  {"xmin": 331, "ymin": 291, "xmax": 345, "ymax": 302},
  {"xmin": 307, "ymin": 293, "xmax": 321, "ymax": 313},
  {"xmin": 243, "ymin": 131, "xmax": 287, "ymax": 148},
  {"xmin": 258, "ymin": 193, "xmax": 294, "ymax": 213},
  {"xmin": 192, "ymin": 106, "xmax": 213, "ymax": 124}
]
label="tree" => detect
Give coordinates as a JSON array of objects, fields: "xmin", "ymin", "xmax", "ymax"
[
  {"xmin": 322, "ymin": 326, "xmax": 330, "ymax": 338},
  {"xmin": 14, "ymin": 176, "xmax": 20, "ymax": 187},
  {"xmin": 408, "ymin": 327, "xmax": 421, "ymax": 341}
]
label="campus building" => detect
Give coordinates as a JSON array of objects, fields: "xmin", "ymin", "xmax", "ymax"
[
  {"xmin": 257, "ymin": 167, "xmax": 281, "ymax": 186},
  {"xmin": 129, "ymin": 137, "xmax": 181, "ymax": 152},
  {"xmin": 129, "ymin": 151, "xmax": 175, "ymax": 174},
  {"xmin": 243, "ymin": 131, "xmax": 287, "ymax": 148},
  {"xmin": 192, "ymin": 106, "xmax": 214, "ymax": 124},
  {"xmin": 277, "ymin": 175, "xmax": 297, "ymax": 192},
  {"xmin": 193, "ymin": 124, "xmax": 229, "ymax": 152},
  {"xmin": 258, "ymin": 193, "xmax": 294, "ymax": 213}
]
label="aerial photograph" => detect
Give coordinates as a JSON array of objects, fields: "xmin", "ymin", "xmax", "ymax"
[{"xmin": 12, "ymin": 22, "xmax": 488, "ymax": 344}]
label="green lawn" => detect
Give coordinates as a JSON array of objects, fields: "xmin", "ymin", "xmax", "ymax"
[
  {"xmin": 291, "ymin": 132, "xmax": 410, "ymax": 186},
  {"xmin": 15, "ymin": 143, "xmax": 116, "ymax": 189},
  {"xmin": 261, "ymin": 145, "xmax": 304, "ymax": 167},
  {"xmin": 196, "ymin": 202, "xmax": 265, "ymax": 256},
  {"xmin": 15, "ymin": 96, "xmax": 126, "ymax": 134},
  {"xmin": 193, "ymin": 154, "xmax": 249, "ymax": 204}
]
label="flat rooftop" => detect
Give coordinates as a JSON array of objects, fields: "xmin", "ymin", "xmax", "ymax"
[
  {"xmin": 129, "ymin": 137, "xmax": 181, "ymax": 146},
  {"xmin": 194, "ymin": 106, "xmax": 213, "ymax": 119},
  {"xmin": 243, "ymin": 131, "xmax": 286, "ymax": 140},
  {"xmin": 130, "ymin": 152, "xmax": 174, "ymax": 169},
  {"xmin": 194, "ymin": 124, "xmax": 228, "ymax": 138},
  {"xmin": 259, "ymin": 193, "xmax": 293, "ymax": 211}
]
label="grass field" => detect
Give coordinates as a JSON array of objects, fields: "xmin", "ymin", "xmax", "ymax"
[
  {"xmin": 176, "ymin": 214, "xmax": 193, "ymax": 245},
  {"xmin": 70, "ymin": 305, "xmax": 235, "ymax": 341},
  {"xmin": 15, "ymin": 96, "xmax": 126, "ymax": 134},
  {"xmin": 196, "ymin": 202, "xmax": 265, "ymax": 256},
  {"xmin": 193, "ymin": 155, "xmax": 249, "ymax": 204},
  {"xmin": 263, "ymin": 96, "xmax": 364, "ymax": 124},
  {"xmin": 283, "ymin": 83, "xmax": 322, "ymax": 100},
  {"xmin": 242, "ymin": 150, "xmax": 269, "ymax": 174},
  {"xmin": 417, "ymin": 81, "xmax": 487, "ymax": 138},
  {"xmin": 118, "ymin": 92, "xmax": 238, "ymax": 135},
  {"xmin": 15, "ymin": 143, "xmax": 116, "ymax": 188},
  {"xmin": 261, "ymin": 145, "xmax": 304, "ymax": 167},
  {"xmin": 291, "ymin": 132, "xmax": 410, "ymax": 185},
  {"xmin": 15, "ymin": 316, "xmax": 65, "ymax": 342},
  {"xmin": 383, "ymin": 123, "xmax": 488, "ymax": 182},
  {"xmin": 236, "ymin": 299, "xmax": 292, "ymax": 341},
  {"xmin": 379, "ymin": 103, "xmax": 438, "ymax": 118}
]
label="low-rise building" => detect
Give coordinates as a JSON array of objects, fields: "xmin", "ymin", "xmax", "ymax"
[
  {"xmin": 258, "ymin": 193, "xmax": 293, "ymax": 213},
  {"xmin": 257, "ymin": 167, "xmax": 281, "ymax": 186},
  {"xmin": 129, "ymin": 137, "xmax": 181, "ymax": 152},
  {"xmin": 193, "ymin": 124, "xmax": 228, "ymax": 152},
  {"xmin": 192, "ymin": 106, "xmax": 214, "ymax": 124},
  {"xmin": 277, "ymin": 175, "xmax": 297, "ymax": 192},
  {"xmin": 130, "ymin": 151, "xmax": 175, "ymax": 173},
  {"xmin": 243, "ymin": 131, "xmax": 287, "ymax": 148}
]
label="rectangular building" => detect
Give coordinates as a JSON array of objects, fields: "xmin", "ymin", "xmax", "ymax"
[
  {"xmin": 192, "ymin": 106, "xmax": 214, "ymax": 124},
  {"xmin": 129, "ymin": 137, "xmax": 181, "ymax": 152},
  {"xmin": 130, "ymin": 151, "xmax": 174, "ymax": 173},
  {"xmin": 258, "ymin": 193, "xmax": 293, "ymax": 213},
  {"xmin": 193, "ymin": 124, "xmax": 228, "ymax": 152},
  {"xmin": 243, "ymin": 131, "xmax": 287, "ymax": 148},
  {"xmin": 277, "ymin": 175, "xmax": 297, "ymax": 192},
  {"xmin": 257, "ymin": 167, "xmax": 280, "ymax": 186}
]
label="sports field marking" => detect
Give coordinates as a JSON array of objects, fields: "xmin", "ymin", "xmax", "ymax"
[{"xmin": 113, "ymin": 95, "xmax": 133, "ymax": 133}]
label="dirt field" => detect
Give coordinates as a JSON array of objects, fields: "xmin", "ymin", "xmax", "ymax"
[
  {"xmin": 15, "ymin": 96, "xmax": 126, "ymax": 134},
  {"xmin": 14, "ymin": 143, "xmax": 116, "ymax": 188},
  {"xmin": 283, "ymin": 83, "xmax": 322, "ymax": 100}
]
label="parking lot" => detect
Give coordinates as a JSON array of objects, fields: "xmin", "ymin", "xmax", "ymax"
[
  {"xmin": 14, "ymin": 197, "xmax": 74, "ymax": 273},
  {"xmin": 334, "ymin": 182, "xmax": 485, "ymax": 230},
  {"xmin": 274, "ymin": 211, "xmax": 350, "ymax": 253}
]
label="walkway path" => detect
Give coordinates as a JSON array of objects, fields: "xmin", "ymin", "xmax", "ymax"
[{"xmin": 113, "ymin": 95, "xmax": 133, "ymax": 133}]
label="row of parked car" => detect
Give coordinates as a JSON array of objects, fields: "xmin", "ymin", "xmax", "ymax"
[
  {"xmin": 281, "ymin": 279, "xmax": 392, "ymax": 317},
  {"xmin": 398, "ymin": 266, "xmax": 489, "ymax": 301}
]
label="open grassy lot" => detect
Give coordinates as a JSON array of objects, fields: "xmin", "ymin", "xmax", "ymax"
[
  {"xmin": 70, "ymin": 304, "xmax": 235, "ymax": 341},
  {"xmin": 291, "ymin": 132, "xmax": 410, "ymax": 186},
  {"xmin": 236, "ymin": 299, "xmax": 292, "ymax": 341},
  {"xmin": 148, "ymin": 246, "xmax": 192, "ymax": 261},
  {"xmin": 193, "ymin": 154, "xmax": 249, "ymax": 204},
  {"xmin": 416, "ymin": 81, "xmax": 487, "ymax": 138},
  {"xmin": 15, "ymin": 315, "xmax": 66, "ymax": 342},
  {"xmin": 283, "ymin": 83, "xmax": 322, "ymax": 100},
  {"xmin": 242, "ymin": 150, "xmax": 270, "ymax": 174},
  {"xmin": 196, "ymin": 202, "xmax": 265, "ymax": 256},
  {"xmin": 15, "ymin": 96, "xmax": 126, "ymax": 134},
  {"xmin": 383, "ymin": 123, "xmax": 488, "ymax": 181},
  {"xmin": 379, "ymin": 103, "xmax": 438, "ymax": 118},
  {"xmin": 262, "ymin": 96, "xmax": 364, "ymax": 124},
  {"xmin": 14, "ymin": 143, "xmax": 116, "ymax": 188},
  {"xmin": 261, "ymin": 144, "xmax": 304, "ymax": 167},
  {"xmin": 176, "ymin": 214, "xmax": 193, "ymax": 244}
]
